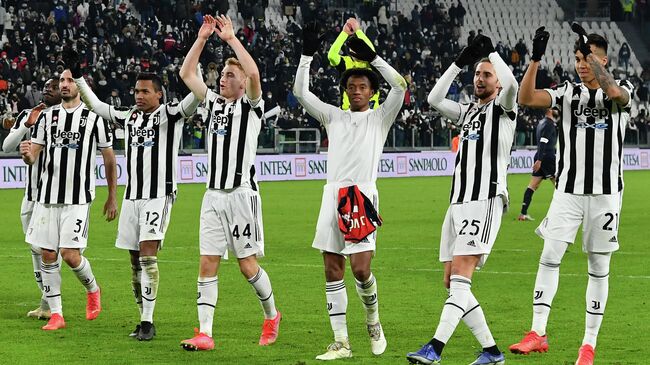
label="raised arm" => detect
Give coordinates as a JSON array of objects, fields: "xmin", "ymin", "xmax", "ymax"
[
  {"xmin": 294, "ymin": 55, "xmax": 335, "ymax": 125},
  {"xmin": 518, "ymin": 27, "xmax": 553, "ymax": 108},
  {"xmin": 214, "ymin": 15, "xmax": 261, "ymax": 101},
  {"xmin": 179, "ymin": 15, "xmax": 214, "ymax": 101},
  {"xmin": 490, "ymin": 51, "xmax": 518, "ymax": 111},
  {"xmin": 328, "ymin": 31, "xmax": 349, "ymax": 67},
  {"xmin": 2, "ymin": 109, "xmax": 29, "ymax": 152},
  {"xmin": 372, "ymin": 56, "xmax": 406, "ymax": 124},
  {"xmin": 572, "ymin": 22, "xmax": 630, "ymax": 106},
  {"xmin": 427, "ymin": 64, "xmax": 464, "ymax": 122}
]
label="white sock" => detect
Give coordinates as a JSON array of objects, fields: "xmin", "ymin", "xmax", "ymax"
[
  {"xmin": 531, "ymin": 262, "xmax": 560, "ymax": 336},
  {"xmin": 583, "ymin": 253, "xmax": 611, "ymax": 348},
  {"xmin": 72, "ymin": 256, "xmax": 99, "ymax": 293},
  {"xmin": 41, "ymin": 261, "xmax": 62, "ymax": 315},
  {"xmin": 131, "ymin": 263, "xmax": 143, "ymax": 316},
  {"xmin": 461, "ymin": 291, "xmax": 496, "ymax": 348},
  {"xmin": 247, "ymin": 267, "xmax": 278, "ymax": 319},
  {"xmin": 326, "ymin": 280, "xmax": 349, "ymax": 343},
  {"xmin": 197, "ymin": 276, "xmax": 218, "ymax": 337},
  {"xmin": 433, "ymin": 275, "xmax": 472, "ymax": 343},
  {"xmin": 531, "ymin": 239, "xmax": 567, "ymax": 336},
  {"xmin": 139, "ymin": 256, "xmax": 159, "ymax": 323},
  {"xmin": 355, "ymin": 273, "xmax": 379, "ymax": 325},
  {"xmin": 30, "ymin": 245, "xmax": 49, "ymax": 310}
]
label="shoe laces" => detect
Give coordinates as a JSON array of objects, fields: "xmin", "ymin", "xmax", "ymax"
[
  {"xmin": 327, "ymin": 341, "xmax": 348, "ymax": 351},
  {"xmin": 262, "ymin": 318, "xmax": 275, "ymax": 333},
  {"xmin": 367, "ymin": 323, "xmax": 382, "ymax": 340}
]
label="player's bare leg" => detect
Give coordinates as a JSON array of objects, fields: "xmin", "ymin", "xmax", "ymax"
[
  {"xmin": 316, "ymin": 252, "xmax": 352, "ymax": 360},
  {"xmin": 350, "ymin": 251, "xmax": 386, "ymax": 355},
  {"xmin": 238, "ymin": 255, "xmax": 281, "ymax": 345}
]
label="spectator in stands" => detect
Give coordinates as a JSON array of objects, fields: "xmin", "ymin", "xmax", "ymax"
[
  {"xmin": 515, "ymin": 38, "xmax": 528, "ymax": 66},
  {"xmin": 619, "ymin": 42, "xmax": 631, "ymax": 72}
]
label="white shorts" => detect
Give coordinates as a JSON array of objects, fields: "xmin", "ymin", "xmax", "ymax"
[
  {"xmin": 20, "ymin": 196, "xmax": 35, "ymax": 234},
  {"xmin": 26, "ymin": 202, "xmax": 91, "ymax": 251},
  {"xmin": 199, "ymin": 187, "xmax": 264, "ymax": 259},
  {"xmin": 115, "ymin": 194, "xmax": 175, "ymax": 251},
  {"xmin": 439, "ymin": 196, "xmax": 505, "ymax": 269},
  {"xmin": 312, "ymin": 183, "xmax": 379, "ymax": 256},
  {"xmin": 535, "ymin": 190, "xmax": 622, "ymax": 253}
]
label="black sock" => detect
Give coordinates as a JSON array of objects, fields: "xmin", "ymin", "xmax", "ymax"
[
  {"xmin": 521, "ymin": 187, "xmax": 535, "ymax": 215},
  {"xmin": 427, "ymin": 338, "xmax": 445, "ymax": 355},
  {"xmin": 483, "ymin": 345, "xmax": 501, "ymax": 356}
]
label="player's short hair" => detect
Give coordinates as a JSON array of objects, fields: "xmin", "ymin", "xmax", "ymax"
[
  {"xmin": 224, "ymin": 57, "xmax": 245, "ymax": 74},
  {"xmin": 473, "ymin": 57, "xmax": 491, "ymax": 71},
  {"xmin": 340, "ymin": 68, "xmax": 380, "ymax": 92},
  {"xmin": 574, "ymin": 33, "xmax": 608, "ymax": 54},
  {"xmin": 136, "ymin": 72, "xmax": 163, "ymax": 92}
]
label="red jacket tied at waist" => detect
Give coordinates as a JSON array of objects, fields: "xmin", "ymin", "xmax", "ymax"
[{"xmin": 337, "ymin": 185, "xmax": 383, "ymax": 243}]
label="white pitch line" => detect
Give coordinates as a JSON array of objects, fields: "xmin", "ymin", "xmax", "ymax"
[{"xmin": 0, "ymin": 254, "xmax": 648, "ymax": 280}]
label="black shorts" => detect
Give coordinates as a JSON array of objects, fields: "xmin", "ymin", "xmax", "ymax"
[{"xmin": 532, "ymin": 158, "xmax": 556, "ymax": 179}]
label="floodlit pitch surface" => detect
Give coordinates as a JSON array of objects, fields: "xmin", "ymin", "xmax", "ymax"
[{"xmin": 1, "ymin": 172, "xmax": 647, "ymax": 364}]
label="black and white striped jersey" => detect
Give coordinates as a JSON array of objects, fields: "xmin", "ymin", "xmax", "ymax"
[
  {"xmin": 204, "ymin": 89, "xmax": 264, "ymax": 190},
  {"xmin": 109, "ymin": 102, "xmax": 190, "ymax": 200},
  {"xmin": 449, "ymin": 100, "xmax": 516, "ymax": 204},
  {"xmin": 2, "ymin": 108, "xmax": 44, "ymax": 201},
  {"xmin": 31, "ymin": 103, "xmax": 112, "ymax": 204},
  {"xmin": 545, "ymin": 80, "xmax": 633, "ymax": 195}
]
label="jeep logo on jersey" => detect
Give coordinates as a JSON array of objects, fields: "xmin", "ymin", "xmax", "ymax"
[
  {"xmin": 573, "ymin": 105, "xmax": 610, "ymax": 119},
  {"xmin": 461, "ymin": 120, "xmax": 482, "ymax": 131},
  {"xmin": 130, "ymin": 128, "xmax": 156, "ymax": 138},
  {"xmin": 53, "ymin": 130, "xmax": 81, "ymax": 140},
  {"xmin": 575, "ymin": 122, "xmax": 609, "ymax": 130},
  {"xmin": 213, "ymin": 113, "xmax": 230, "ymax": 127},
  {"xmin": 210, "ymin": 127, "xmax": 228, "ymax": 136}
]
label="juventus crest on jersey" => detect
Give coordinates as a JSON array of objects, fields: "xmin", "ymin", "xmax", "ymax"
[
  {"xmin": 110, "ymin": 102, "xmax": 188, "ymax": 200},
  {"xmin": 546, "ymin": 80, "xmax": 633, "ymax": 195},
  {"xmin": 32, "ymin": 103, "xmax": 112, "ymax": 204},
  {"xmin": 450, "ymin": 99, "xmax": 516, "ymax": 204},
  {"xmin": 204, "ymin": 89, "xmax": 264, "ymax": 191}
]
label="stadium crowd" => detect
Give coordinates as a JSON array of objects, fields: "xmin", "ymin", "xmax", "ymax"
[{"xmin": 0, "ymin": 0, "xmax": 648, "ymax": 150}]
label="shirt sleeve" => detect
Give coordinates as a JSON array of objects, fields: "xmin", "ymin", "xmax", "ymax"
[
  {"xmin": 31, "ymin": 113, "xmax": 47, "ymax": 146},
  {"xmin": 76, "ymin": 76, "xmax": 130, "ymax": 125},
  {"xmin": 545, "ymin": 81, "xmax": 570, "ymax": 111},
  {"xmin": 2, "ymin": 109, "xmax": 29, "ymax": 152},
  {"xmin": 94, "ymin": 115, "xmax": 113, "ymax": 149},
  {"xmin": 428, "ymin": 63, "xmax": 464, "ymax": 124},
  {"xmin": 616, "ymin": 79, "xmax": 634, "ymax": 109},
  {"xmin": 167, "ymin": 92, "xmax": 201, "ymax": 120},
  {"xmin": 490, "ymin": 52, "xmax": 518, "ymax": 113},
  {"xmin": 328, "ymin": 31, "xmax": 348, "ymax": 67},
  {"xmin": 371, "ymin": 56, "xmax": 406, "ymax": 132},
  {"xmin": 293, "ymin": 55, "xmax": 338, "ymax": 127}
]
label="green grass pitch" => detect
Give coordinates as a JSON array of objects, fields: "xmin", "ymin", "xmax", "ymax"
[{"xmin": 0, "ymin": 171, "xmax": 648, "ymax": 364}]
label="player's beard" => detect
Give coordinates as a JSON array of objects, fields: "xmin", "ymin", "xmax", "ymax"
[{"xmin": 61, "ymin": 90, "xmax": 79, "ymax": 103}]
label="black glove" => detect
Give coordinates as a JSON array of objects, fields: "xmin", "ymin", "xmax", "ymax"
[
  {"xmin": 454, "ymin": 45, "xmax": 480, "ymax": 68},
  {"xmin": 571, "ymin": 22, "xmax": 591, "ymax": 57},
  {"xmin": 531, "ymin": 26, "xmax": 550, "ymax": 61},
  {"xmin": 301, "ymin": 21, "xmax": 323, "ymax": 56},
  {"xmin": 347, "ymin": 37, "xmax": 377, "ymax": 62},
  {"xmin": 472, "ymin": 34, "xmax": 495, "ymax": 58},
  {"xmin": 62, "ymin": 48, "xmax": 82, "ymax": 78}
]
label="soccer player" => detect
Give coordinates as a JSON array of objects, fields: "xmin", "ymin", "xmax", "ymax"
[
  {"xmin": 328, "ymin": 17, "xmax": 380, "ymax": 110},
  {"xmin": 295, "ymin": 22, "xmax": 406, "ymax": 360},
  {"xmin": 406, "ymin": 34, "xmax": 517, "ymax": 365},
  {"xmin": 62, "ymin": 49, "xmax": 201, "ymax": 340},
  {"xmin": 178, "ymin": 15, "xmax": 281, "ymax": 351},
  {"xmin": 509, "ymin": 25, "xmax": 633, "ymax": 365},
  {"xmin": 518, "ymin": 107, "xmax": 559, "ymax": 221},
  {"xmin": 2, "ymin": 78, "xmax": 61, "ymax": 320},
  {"xmin": 20, "ymin": 69, "xmax": 117, "ymax": 331}
]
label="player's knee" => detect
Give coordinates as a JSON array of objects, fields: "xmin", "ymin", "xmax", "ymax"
[
  {"xmin": 587, "ymin": 252, "xmax": 611, "ymax": 277},
  {"xmin": 324, "ymin": 265, "xmax": 344, "ymax": 282},
  {"xmin": 351, "ymin": 267, "xmax": 370, "ymax": 282},
  {"xmin": 60, "ymin": 249, "xmax": 81, "ymax": 267},
  {"xmin": 41, "ymin": 248, "xmax": 57, "ymax": 263},
  {"xmin": 539, "ymin": 239, "xmax": 567, "ymax": 267}
]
